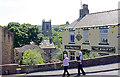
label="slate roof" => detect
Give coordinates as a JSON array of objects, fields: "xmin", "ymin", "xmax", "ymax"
[
  {"xmin": 65, "ymin": 9, "xmax": 120, "ymax": 29},
  {"xmin": 14, "ymin": 44, "xmax": 49, "ymax": 62},
  {"xmin": 14, "ymin": 45, "xmax": 44, "ymax": 53}
]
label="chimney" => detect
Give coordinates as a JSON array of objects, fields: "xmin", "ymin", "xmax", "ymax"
[{"xmin": 79, "ymin": 4, "xmax": 89, "ymax": 18}]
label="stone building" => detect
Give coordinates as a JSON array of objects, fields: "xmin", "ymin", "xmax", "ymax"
[
  {"xmin": 39, "ymin": 40, "xmax": 56, "ymax": 60},
  {"xmin": 62, "ymin": 4, "xmax": 120, "ymax": 60},
  {"xmin": 14, "ymin": 44, "xmax": 48, "ymax": 64},
  {"xmin": 0, "ymin": 26, "xmax": 14, "ymax": 65},
  {"xmin": 42, "ymin": 20, "xmax": 52, "ymax": 37}
]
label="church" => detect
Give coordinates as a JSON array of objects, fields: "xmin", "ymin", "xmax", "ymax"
[
  {"xmin": 62, "ymin": 4, "xmax": 120, "ymax": 60},
  {"xmin": 41, "ymin": 19, "xmax": 56, "ymax": 61}
]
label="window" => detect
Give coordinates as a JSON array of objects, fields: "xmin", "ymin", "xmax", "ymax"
[
  {"xmin": 46, "ymin": 24, "xmax": 49, "ymax": 30},
  {"xmin": 16, "ymin": 52, "xmax": 18, "ymax": 56},
  {"xmin": 100, "ymin": 30, "xmax": 108, "ymax": 44},
  {"xmin": 69, "ymin": 31, "xmax": 75, "ymax": 43},
  {"xmin": 14, "ymin": 60, "xmax": 16, "ymax": 63},
  {"xmin": 69, "ymin": 51, "xmax": 75, "ymax": 60},
  {"xmin": 22, "ymin": 53, "xmax": 24, "ymax": 56},
  {"xmin": 84, "ymin": 30, "xmax": 89, "ymax": 43}
]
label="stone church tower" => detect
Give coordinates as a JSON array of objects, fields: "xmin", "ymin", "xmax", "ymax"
[{"xmin": 42, "ymin": 19, "xmax": 52, "ymax": 37}]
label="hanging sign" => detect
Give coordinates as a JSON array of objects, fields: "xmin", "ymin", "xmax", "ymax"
[
  {"xmin": 111, "ymin": 30, "xmax": 114, "ymax": 33},
  {"xmin": 65, "ymin": 45, "xmax": 81, "ymax": 50},
  {"xmin": 89, "ymin": 32, "xmax": 91, "ymax": 36},
  {"xmin": 76, "ymin": 34, "xmax": 82, "ymax": 41}
]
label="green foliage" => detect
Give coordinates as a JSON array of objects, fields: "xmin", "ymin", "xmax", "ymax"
[
  {"xmin": 57, "ymin": 53, "xmax": 63, "ymax": 61},
  {"xmin": 43, "ymin": 37, "xmax": 49, "ymax": 40},
  {"xmin": 53, "ymin": 36, "xmax": 62, "ymax": 49},
  {"xmin": 52, "ymin": 48, "xmax": 63, "ymax": 61},
  {"xmin": 52, "ymin": 25, "xmax": 68, "ymax": 49},
  {"xmin": 4, "ymin": 22, "xmax": 43, "ymax": 48},
  {"xmin": 53, "ymin": 25, "xmax": 68, "ymax": 32},
  {"xmin": 83, "ymin": 53, "xmax": 97, "ymax": 59},
  {"xmin": 19, "ymin": 49, "xmax": 44, "ymax": 65}
]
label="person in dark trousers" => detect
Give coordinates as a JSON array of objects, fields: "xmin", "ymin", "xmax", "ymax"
[
  {"xmin": 61, "ymin": 54, "xmax": 70, "ymax": 77},
  {"xmin": 76, "ymin": 52, "xmax": 86, "ymax": 76}
]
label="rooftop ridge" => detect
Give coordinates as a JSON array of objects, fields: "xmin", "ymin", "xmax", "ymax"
[{"xmin": 89, "ymin": 9, "xmax": 120, "ymax": 15}]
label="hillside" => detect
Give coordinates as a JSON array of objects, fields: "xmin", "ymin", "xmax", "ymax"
[
  {"xmin": 37, "ymin": 24, "xmax": 68, "ymax": 30},
  {"xmin": 52, "ymin": 24, "xmax": 68, "ymax": 32}
]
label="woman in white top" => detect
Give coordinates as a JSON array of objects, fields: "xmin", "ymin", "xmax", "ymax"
[{"xmin": 61, "ymin": 54, "xmax": 70, "ymax": 77}]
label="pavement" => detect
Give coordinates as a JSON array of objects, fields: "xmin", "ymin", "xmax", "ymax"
[
  {"xmin": 1, "ymin": 63, "xmax": 120, "ymax": 77},
  {"xmin": 26, "ymin": 63, "xmax": 120, "ymax": 76}
]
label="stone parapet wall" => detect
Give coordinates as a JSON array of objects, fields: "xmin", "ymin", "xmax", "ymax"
[{"xmin": 0, "ymin": 54, "xmax": 120, "ymax": 75}]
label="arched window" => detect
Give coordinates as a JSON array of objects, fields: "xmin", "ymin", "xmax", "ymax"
[{"xmin": 46, "ymin": 25, "xmax": 49, "ymax": 30}]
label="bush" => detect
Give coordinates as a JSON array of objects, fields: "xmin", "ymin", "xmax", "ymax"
[
  {"xmin": 19, "ymin": 49, "xmax": 44, "ymax": 65},
  {"xmin": 83, "ymin": 53, "xmax": 97, "ymax": 59},
  {"xmin": 52, "ymin": 48, "xmax": 63, "ymax": 61}
]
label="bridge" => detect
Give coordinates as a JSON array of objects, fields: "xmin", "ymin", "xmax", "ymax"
[
  {"xmin": 1, "ymin": 63, "xmax": 120, "ymax": 77},
  {"xmin": 0, "ymin": 54, "xmax": 120, "ymax": 77},
  {"xmin": 26, "ymin": 63, "xmax": 120, "ymax": 76}
]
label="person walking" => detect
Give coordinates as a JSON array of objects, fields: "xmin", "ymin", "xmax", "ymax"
[
  {"xmin": 76, "ymin": 52, "xmax": 86, "ymax": 76},
  {"xmin": 61, "ymin": 54, "xmax": 70, "ymax": 77}
]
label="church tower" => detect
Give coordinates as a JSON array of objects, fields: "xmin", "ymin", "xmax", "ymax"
[{"xmin": 42, "ymin": 19, "xmax": 52, "ymax": 37}]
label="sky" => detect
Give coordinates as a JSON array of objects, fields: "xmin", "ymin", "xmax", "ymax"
[{"xmin": 0, "ymin": 0, "xmax": 120, "ymax": 26}]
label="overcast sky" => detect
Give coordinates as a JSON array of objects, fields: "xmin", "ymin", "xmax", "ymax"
[{"xmin": 0, "ymin": 0, "xmax": 120, "ymax": 26}]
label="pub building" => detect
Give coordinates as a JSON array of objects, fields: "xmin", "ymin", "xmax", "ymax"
[{"xmin": 62, "ymin": 4, "xmax": 120, "ymax": 60}]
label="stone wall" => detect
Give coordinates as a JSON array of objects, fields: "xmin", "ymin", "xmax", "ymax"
[
  {"xmin": 0, "ymin": 65, "xmax": 2, "ymax": 75},
  {"xmin": 0, "ymin": 27, "xmax": 2, "ymax": 65},
  {"xmin": 1, "ymin": 54, "xmax": 120, "ymax": 75},
  {"xmin": 118, "ymin": 26, "xmax": 120, "ymax": 54},
  {"xmin": 0, "ymin": 26, "xmax": 14, "ymax": 64}
]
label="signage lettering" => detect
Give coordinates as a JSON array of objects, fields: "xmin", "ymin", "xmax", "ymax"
[
  {"xmin": 92, "ymin": 46, "xmax": 115, "ymax": 53},
  {"xmin": 65, "ymin": 45, "xmax": 81, "ymax": 50}
]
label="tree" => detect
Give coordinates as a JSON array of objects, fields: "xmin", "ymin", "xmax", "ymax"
[
  {"xmin": 4, "ymin": 22, "xmax": 43, "ymax": 48},
  {"xmin": 19, "ymin": 49, "xmax": 44, "ymax": 65},
  {"xmin": 53, "ymin": 36, "xmax": 62, "ymax": 49},
  {"xmin": 52, "ymin": 25, "xmax": 68, "ymax": 49},
  {"xmin": 52, "ymin": 48, "xmax": 63, "ymax": 61}
]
